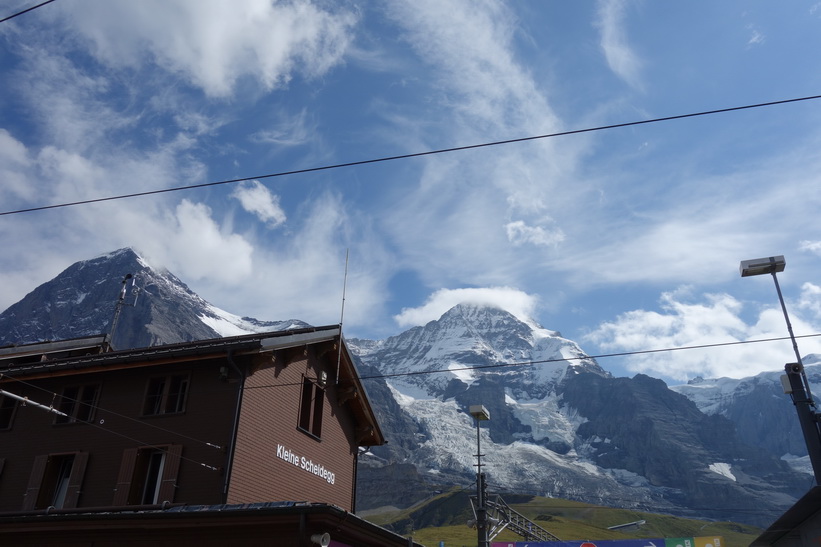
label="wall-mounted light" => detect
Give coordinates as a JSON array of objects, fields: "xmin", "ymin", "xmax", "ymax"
[{"xmin": 310, "ymin": 532, "xmax": 331, "ymax": 546}]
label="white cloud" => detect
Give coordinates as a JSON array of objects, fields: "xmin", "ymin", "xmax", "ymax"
[
  {"xmin": 585, "ymin": 287, "xmax": 821, "ymax": 381},
  {"xmin": 595, "ymin": 0, "xmax": 643, "ymax": 89},
  {"xmin": 800, "ymin": 240, "xmax": 821, "ymax": 256},
  {"xmin": 250, "ymin": 109, "xmax": 314, "ymax": 146},
  {"xmin": 62, "ymin": 0, "xmax": 357, "ymax": 97},
  {"xmin": 0, "ymin": 129, "xmax": 34, "ymax": 202},
  {"xmin": 159, "ymin": 200, "xmax": 255, "ymax": 284},
  {"xmin": 394, "ymin": 287, "xmax": 539, "ymax": 328},
  {"xmin": 747, "ymin": 24, "xmax": 765, "ymax": 46},
  {"xmin": 231, "ymin": 181, "xmax": 287, "ymax": 228},
  {"xmin": 505, "ymin": 220, "xmax": 565, "ymax": 247},
  {"xmin": 378, "ymin": 1, "xmax": 578, "ymax": 291}
]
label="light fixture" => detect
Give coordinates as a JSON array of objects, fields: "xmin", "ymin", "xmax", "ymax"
[
  {"xmin": 469, "ymin": 404, "xmax": 490, "ymax": 421},
  {"xmin": 310, "ymin": 532, "xmax": 331, "ymax": 546},
  {"xmin": 739, "ymin": 255, "xmax": 785, "ymax": 277}
]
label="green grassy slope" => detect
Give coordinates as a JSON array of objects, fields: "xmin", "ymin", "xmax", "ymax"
[{"xmin": 361, "ymin": 489, "xmax": 763, "ymax": 547}]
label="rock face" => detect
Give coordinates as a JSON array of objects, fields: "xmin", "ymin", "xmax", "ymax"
[
  {"xmin": 0, "ymin": 248, "xmax": 307, "ymax": 349},
  {"xmin": 0, "ymin": 249, "xmax": 811, "ymax": 526},
  {"xmin": 350, "ymin": 305, "xmax": 806, "ymax": 526},
  {"xmin": 670, "ymin": 360, "xmax": 821, "ymax": 470}
]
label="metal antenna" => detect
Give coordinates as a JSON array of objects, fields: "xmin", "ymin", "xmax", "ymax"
[
  {"xmin": 336, "ymin": 249, "xmax": 349, "ymax": 385},
  {"xmin": 108, "ymin": 274, "xmax": 133, "ymax": 350}
]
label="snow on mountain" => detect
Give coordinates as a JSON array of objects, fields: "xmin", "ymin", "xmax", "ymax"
[
  {"xmin": 352, "ymin": 303, "xmax": 606, "ymax": 401},
  {"xmin": 0, "ymin": 248, "xmax": 309, "ymax": 349},
  {"xmin": 670, "ymin": 354, "xmax": 821, "ymax": 464}
]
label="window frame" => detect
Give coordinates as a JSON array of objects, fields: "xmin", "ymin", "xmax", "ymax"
[
  {"xmin": 0, "ymin": 394, "xmax": 17, "ymax": 430},
  {"xmin": 112, "ymin": 445, "xmax": 183, "ymax": 506},
  {"xmin": 53, "ymin": 384, "xmax": 101, "ymax": 425},
  {"xmin": 297, "ymin": 376, "xmax": 325, "ymax": 440},
  {"xmin": 22, "ymin": 452, "xmax": 89, "ymax": 510},
  {"xmin": 141, "ymin": 374, "xmax": 190, "ymax": 417}
]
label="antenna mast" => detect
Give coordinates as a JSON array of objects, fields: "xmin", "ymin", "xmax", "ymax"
[
  {"xmin": 108, "ymin": 273, "xmax": 136, "ymax": 350},
  {"xmin": 336, "ymin": 249, "xmax": 349, "ymax": 384}
]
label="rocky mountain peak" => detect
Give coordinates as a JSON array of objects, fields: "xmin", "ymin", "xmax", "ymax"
[{"xmin": 0, "ymin": 248, "xmax": 307, "ymax": 349}]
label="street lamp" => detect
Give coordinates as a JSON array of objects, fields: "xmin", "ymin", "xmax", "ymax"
[
  {"xmin": 469, "ymin": 405, "xmax": 490, "ymax": 547},
  {"xmin": 740, "ymin": 255, "xmax": 821, "ymax": 484}
]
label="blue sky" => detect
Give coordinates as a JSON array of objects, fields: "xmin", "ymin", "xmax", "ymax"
[{"xmin": 2, "ymin": 0, "xmax": 821, "ymax": 383}]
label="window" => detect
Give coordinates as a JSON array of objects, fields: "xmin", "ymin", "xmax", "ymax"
[
  {"xmin": 22, "ymin": 452, "xmax": 89, "ymax": 510},
  {"xmin": 54, "ymin": 384, "xmax": 100, "ymax": 424},
  {"xmin": 298, "ymin": 377, "xmax": 325, "ymax": 438},
  {"xmin": 0, "ymin": 394, "xmax": 16, "ymax": 430},
  {"xmin": 143, "ymin": 374, "xmax": 189, "ymax": 416},
  {"xmin": 112, "ymin": 445, "xmax": 183, "ymax": 506}
]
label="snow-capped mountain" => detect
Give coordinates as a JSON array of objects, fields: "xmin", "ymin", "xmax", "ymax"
[
  {"xmin": 350, "ymin": 306, "xmax": 806, "ymax": 526},
  {"xmin": 0, "ymin": 249, "xmax": 810, "ymax": 526},
  {"xmin": 671, "ymin": 356, "xmax": 821, "ymax": 475},
  {"xmin": 0, "ymin": 248, "xmax": 308, "ymax": 349}
]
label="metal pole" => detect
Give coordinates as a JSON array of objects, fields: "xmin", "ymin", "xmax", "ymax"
[
  {"xmin": 771, "ymin": 271, "xmax": 804, "ymax": 366},
  {"xmin": 784, "ymin": 363, "xmax": 821, "ymax": 485},
  {"xmin": 476, "ymin": 419, "xmax": 488, "ymax": 547}
]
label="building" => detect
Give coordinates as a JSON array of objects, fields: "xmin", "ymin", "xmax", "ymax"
[{"xmin": 0, "ymin": 327, "xmax": 420, "ymax": 546}]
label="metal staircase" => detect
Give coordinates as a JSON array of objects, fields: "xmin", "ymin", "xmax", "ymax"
[{"xmin": 470, "ymin": 494, "xmax": 561, "ymax": 542}]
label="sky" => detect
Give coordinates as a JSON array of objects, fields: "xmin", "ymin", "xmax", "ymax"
[{"xmin": 1, "ymin": 0, "xmax": 821, "ymax": 384}]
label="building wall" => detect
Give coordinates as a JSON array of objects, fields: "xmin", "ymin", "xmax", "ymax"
[
  {"xmin": 0, "ymin": 357, "xmax": 237, "ymax": 512},
  {"xmin": 228, "ymin": 344, "xmax": 359, "ymax": 511}
]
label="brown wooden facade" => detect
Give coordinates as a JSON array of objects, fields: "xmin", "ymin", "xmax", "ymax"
[{"xmin": 0, "ymin": 328, "xmax": 412, "ymax": 546}]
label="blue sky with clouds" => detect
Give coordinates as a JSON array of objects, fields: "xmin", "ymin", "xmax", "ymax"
[{"xmin": 2, "ymin": 0, "xmax": 821, "ymax": 383}]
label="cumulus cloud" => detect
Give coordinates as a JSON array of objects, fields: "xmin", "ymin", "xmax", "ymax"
[
  {"xmin": 162, "ymin": 200, "xmax": 255, "ymax": 283},
  {"xmin": 595, "ymin": 0, "xmax": 643, "ymax": 89},
  {"xmin": 62, "ymin": 0, "xmax": 357, "ymax": 97},
  {"xmin": 585, "ymin": 287, "xmax": 821, "ymax": 381},
  {"xmin": 231, "ymin": 181, "xmax": 287, "ymax": 228},
  {"xmin": 394, "ymin": 287, "xmax": 539, "ymax": 328}
]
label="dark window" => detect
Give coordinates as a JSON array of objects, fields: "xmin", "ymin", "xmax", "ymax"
[
  {"xmin": 143, "ymin": 375, "xmax": 189, "ymax": 416},
  {"xmin": 0, "ymin": 395, "xmax": 16, "ymax": 430},
  {"xmin": 298, "ymin": 377, "xmax": 325, "ymax": 438},
  {"xmin": 112, "ymin": 445, "xmax": 183, "ymax": 506},
  {"xmin": 22, "ymin": 452, "xmax": 88, "ymax": 510},
  {"xmin": 54, "ymin": 384, "xmax": 100, "ymax": 424}
]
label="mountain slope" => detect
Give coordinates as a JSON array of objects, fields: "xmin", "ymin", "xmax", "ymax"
[
  {"xmin": 351, "ymin": 304, "xmax": 805, "ymax": 526},
  {"xmin": 671, "ymin": 357, "xmax": 821, "ymax": 469},
  {"xmin": 0, "ymin": 248, "xmax": 307, "ymax": 349}
]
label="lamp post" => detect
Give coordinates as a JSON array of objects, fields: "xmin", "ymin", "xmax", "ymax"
[
  {"xmin": 740, "ymin": 255, "xmax": 821, "ymax": 484},
  {"xmin": 469, "ymin": 405, "xmax": 490, "ymax": 547}
]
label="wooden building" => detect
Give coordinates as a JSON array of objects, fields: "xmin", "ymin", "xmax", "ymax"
[{"xmin": 0, "ymin": 327, "xmax": 419, "ymax": 546}]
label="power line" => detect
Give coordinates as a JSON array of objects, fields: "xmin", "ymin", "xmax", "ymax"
[
  {"xmin": 2, "ymin": 94, "xmax": 821, "ymax": 217},
  {"xmin": 0, "ymin": 0, "xmax": 58, "ymax": 24},
  {"xmin": 239, "ymin": 332, "xmax": 821, "ymax": 388},
  {"xmin": 0, "ymin": 373, "xmax": 225, "ymax": 451}
]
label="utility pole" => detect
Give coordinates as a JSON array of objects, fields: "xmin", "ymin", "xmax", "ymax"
[
  {"xmin": 782, "ymin": 363, "xmax": 821, "ymax": 485},
  {"xmin": 469, "ymin": 405, "xmax": 490, "ymax": 547}
]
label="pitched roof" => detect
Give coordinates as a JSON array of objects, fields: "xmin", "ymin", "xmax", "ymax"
[{"xmin": 0, "ymin": 326, "xmax": 384, "ymax": 446}]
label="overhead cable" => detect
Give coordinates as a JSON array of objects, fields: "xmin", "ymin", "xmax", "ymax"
[
  {"xmin": 2, "ymin": 94, "xmax": 821, "ymax": 217},
  {"xmin": 0, "ymin": 0, "xmax": 57, "ymax": 24}
]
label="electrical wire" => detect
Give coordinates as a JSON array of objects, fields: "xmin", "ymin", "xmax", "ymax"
[
  {"xmin": 0, "ymin": 373, "xmax": 225, "ymax": 452},
  {"xmin": 239, "ymin": 332, "xmax": 821, "ymax": 388},
  {"xmin": 0, "ymin": 0, "xmax": 57, "ymax": 24},
  {"xmin": 2, "ymin": 94, "xmax": 821, "ymax": 217}
]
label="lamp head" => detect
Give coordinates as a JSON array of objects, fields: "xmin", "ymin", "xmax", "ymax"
[
  {"xmin": 469, "ymin": 404, "xmax": 490, "ymax": 421},
  {"xmin": 740, "ymin": 255, "xmax": 785, "ymax": 277}
]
